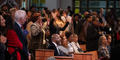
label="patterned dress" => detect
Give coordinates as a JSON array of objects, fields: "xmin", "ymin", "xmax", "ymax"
[{"xmin": 30, "ymin": 22, "xmax": 46, "ymax": 50}]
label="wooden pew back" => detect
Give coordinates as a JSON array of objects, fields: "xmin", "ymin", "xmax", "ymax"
[
  {"xmin": 80, "ymin": 44, "xmax": 86, "ymax": 51},
  {"xmin": 73, "ymin": 53, "xmax": 93, "ymax": 60},
  {"xmin": 35, "ymin": 49, "xmax": 54, "ymax": 60},
  {"xmin": 35, "ymin": 49, "xmax": 98, "ymax": 60},
  {"xmin": 85, "ymin": 51, "xmax": 98, "ymax": 60},
  {"xmin": 55, "ymin": 56, "xmax": 73, "ymax": 60}
]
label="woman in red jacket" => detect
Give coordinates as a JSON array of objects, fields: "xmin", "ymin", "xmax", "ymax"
[{"xmin": 6, "ymin": 15, "xmax": 23, "ymax": 60}]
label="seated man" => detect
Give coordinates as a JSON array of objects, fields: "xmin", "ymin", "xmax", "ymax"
[{"xmin": 48, "ymin": 34, "xmax": 61, "ymax": 56}]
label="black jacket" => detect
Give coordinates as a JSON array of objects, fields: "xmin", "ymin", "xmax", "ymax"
[
  {"xmin": 48, "ymin": 42, "xmax": 60, "ymax": 56},
  {"xmin": 14, "ymin": 22, "xmax": 28, "ymax": 60}
]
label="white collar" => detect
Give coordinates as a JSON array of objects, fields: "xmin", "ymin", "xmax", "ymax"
[
  {"xmin": 52, "ymin": 42, "xmax": 57, "ymax": 47},
  {"xmin": 16, "ymin": 22, "xmax": 22, "ymax": 28}
]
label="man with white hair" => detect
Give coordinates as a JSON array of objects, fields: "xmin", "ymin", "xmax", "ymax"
[{"xmin": 13, "ymin": 10, "xmax": 28, "ymax": 60}]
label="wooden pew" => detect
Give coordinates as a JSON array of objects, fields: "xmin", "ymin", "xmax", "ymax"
[
  {"xmin": 73, "ymin": 53, "xmax": 93, "ymax": 60},
  {"xmin": 54, "ymin": 56, "xmax": 73, "ymax": 60},
  {"xmin": 80, "ymin": 44, "xmax": 86, "ymax": 51},
  {"xmin": 85, "ymin": 51, "xmax": 98, "ymax": 60},
  {"xmin": 35, "ymin": 49, "xmax": 54, "ymax": 60},
  {"xmin": 35, "ymin": 49, "xmax": 97, "ymax": 60}
]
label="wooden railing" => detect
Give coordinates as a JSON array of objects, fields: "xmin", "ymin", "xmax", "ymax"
[
  {"xmin": 55, "ymin": 56, "xmax": 73, "ymax": 60},
  {"xmin": 85, "ymin": 51, "xmax": 98, "ymax": 60},
  {"xmin": 35, "ymin": 49, "xmax": 54, "ymax": 60},
  {"xmin": 73, "ymin": 53, "xmax": 93, "ymax": 60},
  {"xmin": 80, "ymin": 44, "xmax": 86, "ymax": 51},
  {"xmin": 35, "ymin": 49, "xmax": 98, "ymax": 60}
]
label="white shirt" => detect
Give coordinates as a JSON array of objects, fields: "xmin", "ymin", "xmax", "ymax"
[
  {"xmin": 16, "ymin": 21, "xmax": 22, "ymax": 28},
  {"xmin": 52, "ymin": 42, "xmax": 57, "ymax": 47},
  {"xmin": 61, "ymin": 16, "xmax": 67, "ymax": 23},
  {"xmin": 68, "ymin": 43, "xmax": 74, "ymax": 53},
  {"xmin": 70, "ymin": 42, "xmax": 81, "ymax": 53},
  {"xmin": 58, "ymin": 46, "xmax": 69, "ymax": 55}
]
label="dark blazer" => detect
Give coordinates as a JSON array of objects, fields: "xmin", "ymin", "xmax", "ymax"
[
  {"xmin": 48, "ymin": 42, "xmax": 60, "ymax": 56},
  {"xmin": 73, "ymin": 20, "xmax": 82, "ymax": 35},
  {"xmin": 86, "ymin": 23, "xmax": 99, "ymax": 51},
  {"xmin": 14, "ymin": 22, "xmax": 28, "ymax": 60}
]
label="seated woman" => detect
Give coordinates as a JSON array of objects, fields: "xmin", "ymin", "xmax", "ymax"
[
  {"xmin": 58, "ymin": 36, "xmax": 73, "ymax": 56},
  {"xmin": 98, "ymin": 35, "xmax": 110, "ymax": 60},
  {"xmin": 69, "ymin": 34, "xmax": 83, "ymax": 54}
]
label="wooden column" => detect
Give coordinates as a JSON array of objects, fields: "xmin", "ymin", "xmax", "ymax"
[
  {"xmin": 106, "ymin": 0, "xmax": 109, "ymax": 15},
  {"xmin": 80, "ymin": 0, "xmax": 82, "ymax": 12},
  {"xmin": 114, "ymin": 0, "xmax": 116, "ymax": 16},
  {"xmin": 87, "ymin": 0, "xmax": 89, "ymax": 10},
  {"xmin": 72, "ymin": 0, "xmax": 75, "ymax": 13}
]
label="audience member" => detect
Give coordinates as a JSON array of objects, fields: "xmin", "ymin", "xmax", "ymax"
[
  {"xmin": 49, "ymin": 10, "xmax": 69, "ymax": 35},
  {"xmin": 0, "ymin": 15, "xmax": 7, "ymax": 60},
  {"xmin": 0, "ymin": 15, "xmax": 6, "ymax": 35},
  {"xmin": 66, "ymin": 6, "xmax": 73, "ymax": 16},
  {"xmin": 30, "ymin": 13, "xmax": 48, "ymax": 60},
  {"xmin": 6, "ymin": 15, "xmax": 23, "ymax": 60},
  {"xmin": 58, "ymin": 37, "xmax": 73, "ymax": 56},
  {"xmin": 86, "ymin": 14, "xmax": 100, "ymax": 51},
  {"xmin": 0, "ymin": 34, "xmax": 7, "ymax": 60},
  {"xmin": 48, "ymin": 34, "xmax": 62, "ymax": 56},
  {"xmin": 73, "ymin": 14, "xmax": 82, "ymax": 36},
  {"xmin": 30, "ymin": 13, "xmax": 46, "ymax": 49},
  {"xmin": 106, "ymin": 34, "xmax": 112, "ymax": 54},
  {"xmin": 69, "ymin": 34, "xmax": 83, "ymax": 53},
  {"xmin": 9, "ymin": 8, "xmax": 17, "ymax": 20},
  {"xmin": 26, "ymin": 12, "xmax": 34, "ymax": 50},
  {"xmin": 79, "ymin": 14, "xmax": 93, "ymax": 44},
  {"xmin": 14, "ymin": 10, "xmax": 28, "ymax": 60},
  {"xmin": 98, "ymin": 35, "xmax": 110, "ymax": 60}
]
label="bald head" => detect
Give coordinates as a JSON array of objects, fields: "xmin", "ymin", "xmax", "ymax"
[{"xmin": 51, "ymin": 34, "xmax": 61, "ymax": 43}]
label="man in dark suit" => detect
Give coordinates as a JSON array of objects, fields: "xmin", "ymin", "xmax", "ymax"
[
  {"xmin": 14, "ymin": 10, "xmax": 28, "ymax": 60},
  {"xmin": 48, "ymin": 34, "xmax": 61, "ymax": 56},
  {"xmin": 73, "ymin": 14, "xmax": 82, "ymax": 35},
  {"xmin": 86, "ymin": 15, "xmax": 100, "ymax": 51}
]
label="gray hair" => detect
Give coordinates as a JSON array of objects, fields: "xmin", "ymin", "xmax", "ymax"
[
  {"xmin": 98, "ymin": 35, "xmax": 106, "ymax": 46},
  {"xmin": 15, "ymin": 10, "xmax": 26, "ymax": 22}
]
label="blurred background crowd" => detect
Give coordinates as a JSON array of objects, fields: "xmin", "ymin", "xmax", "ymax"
[{"xmin": 0, "ymin": 3, "xmax": 120, "ymax": 60}]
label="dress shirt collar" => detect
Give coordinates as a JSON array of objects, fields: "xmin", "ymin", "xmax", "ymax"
[
  {"xmin": 16, "ymin": 22, "xmax": 22, "ymax": 28},
  {"xmin": 52, "ymin": 42, "xmax": 57, "ymax": 47}
]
